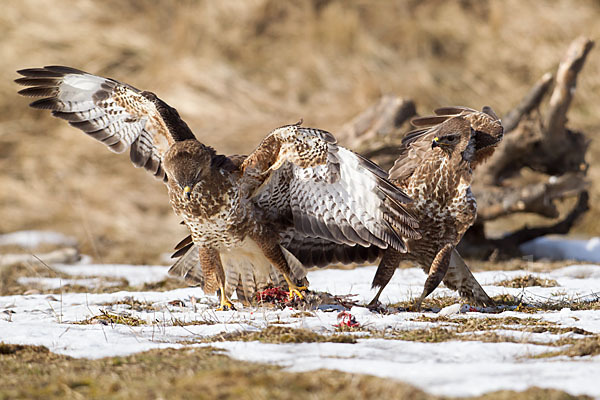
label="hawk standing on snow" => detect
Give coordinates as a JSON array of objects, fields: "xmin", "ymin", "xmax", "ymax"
[
  {"xmin": 16, "ymin": 66, "xmax": 420, "ymax": 310},
  {"xmin": 170, "ymin": 107, "xmax": 503, "ymax": 309},
  {"xmin": 369, "ymin": 107, "xmax": 504, "ymax": 309}
]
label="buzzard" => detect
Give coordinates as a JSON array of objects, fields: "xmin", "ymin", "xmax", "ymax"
[
  {"xmin": 369, "ymin": 106, "xmax": 504, "ymax": 309},
  {"xmin": 170, "ymin": 107, "xmax": 503, "ymax": 309},
  {"xmin": 16, "ymin": 66, "xmax": 420, "ymax": 310}
]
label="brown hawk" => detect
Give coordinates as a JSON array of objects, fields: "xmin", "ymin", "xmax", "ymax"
[
  {"xmin": 16, "ymin": 66, "xmax": 420, "ymax": 310},
  {"xmin": 170, "ymin": 107, "xmax": 503, "ymax": 309},
  {"xmin": 369, "ymin": 106, "xmax": 504, "ymax": 309}
]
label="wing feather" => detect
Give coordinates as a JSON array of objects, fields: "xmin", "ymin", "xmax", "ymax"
[
  {"xmin": 279, "ymin": 229, "xmax": 382, "ymax": 268},
  {"xmin": 16, "ymin": 65, "xmax": 196, "ymax": 181},
  {"xmin": 243, "ymin": 124, "xmax": 420, "ymax": 253}
]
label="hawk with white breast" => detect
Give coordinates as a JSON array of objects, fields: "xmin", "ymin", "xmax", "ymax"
[{"xmin": 16, "ymin": 65, "xmax": 420, "ymax": 309}]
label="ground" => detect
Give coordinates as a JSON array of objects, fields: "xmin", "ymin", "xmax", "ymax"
[
  {"xmin": 1, "ymin": 231, "xmax": 599, "ymax": 399},
  {"xmin": 2, "ymin": 2, "xmax": 600, "ymax": 399}
]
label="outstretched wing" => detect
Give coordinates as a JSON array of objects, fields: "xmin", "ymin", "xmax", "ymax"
[
  {"xmin": 15, "ymin": 65, "xmax": 196, "ymax": 181},
  {"xmin": 241, "ymin": 124, "xmax": 420, "ymax": 253},
  {"xmin": 389, "ymin": 106, "xmax": 503, "ymax": 181},
  {"xmin": 280, "ymin": 230, "xmax": 382, "ymax": 267}
]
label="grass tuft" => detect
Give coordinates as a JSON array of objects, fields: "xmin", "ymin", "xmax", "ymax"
[
  {"xmin": 496, "ymin": 275, "xmax": 559, "ymax": 288},
  {"xmin": 211, "ymin": 325, "xmax": 357, "ymax": 344},
  {"xmin": 76, "ymin": 310, "xmax": 145, "ymax": 326}
]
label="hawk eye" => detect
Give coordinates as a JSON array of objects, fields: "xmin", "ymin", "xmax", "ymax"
[{"xmin": 446, "ymin": 135, "xmax": 456, "ymax": 142}]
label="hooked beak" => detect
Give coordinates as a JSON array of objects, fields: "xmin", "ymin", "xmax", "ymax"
[
  {"xmin": 431, "ymin": 137, "xmax": 440, "ymax": 149},
  {"xmin": 184, "ymin": 186, "xmax": 191, "ymax": 200}
]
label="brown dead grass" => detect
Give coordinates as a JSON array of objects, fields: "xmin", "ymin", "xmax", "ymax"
[
  {"xmin": 495, "ymin": 275, "xmax": 559, "ymax": 288},
  {"xmin": 1, "ymin": 0, "xmax": 599, "ymax": 264},
  {"xmin": 210, "ymin": 325, "xmax": 357, "ymax": 344},
  {"xmin": 0, "ymin": 343, "xmax": 591, "ymax": 400},
  {"xmin": 75, "ymin": 310, "xmax": 145, "ymax": 327},
  {"xmin": 533, "ymin": 335, "xmax": 600, "ymax": 359}
]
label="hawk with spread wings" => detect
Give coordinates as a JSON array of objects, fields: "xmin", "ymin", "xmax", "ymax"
[
  {"xmin": 169, "ymin": 107, "xmax": 503, "ymax": 309},
  {"xmin": 369, "ymin": 106, "xmax": 504, "ymax": 309},
  {"xmin": 16, "ymin": 65, "xmax": 420, "ymax": 310}
]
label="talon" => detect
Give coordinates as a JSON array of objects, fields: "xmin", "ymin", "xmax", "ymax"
[
  {"xmin": 283, "ymin": 274, "xmax": 307, "ymax": 300},
  {"xmin": 288, "ymin": 285, "xmax": 308, "ymax": 300},
  {"xmin": 217, "ymin": 287, "xmax": 236, "ymax": 311},
  {"xmin": 216, "ymin": 300, "xmax": 236, "ymax": 311},
  {"xmin": 411, "ymin": 298, "xmax": 424, "ymax": 312}
]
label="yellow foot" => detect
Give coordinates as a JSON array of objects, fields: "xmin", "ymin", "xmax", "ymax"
[
  {"xmin": 283, "ymin": 274, "xmax": 308, "ymax": 300},
  {"xmin": 216, "ymin": 299, "xmax": 236, "ymax": 311},
  {"xmin": 288, "ymin": 285, "xmax": 308, "ymax": 300},
  {"xmin": 217, "ymin": 288, "xmax": 236, "ymax": 311}
]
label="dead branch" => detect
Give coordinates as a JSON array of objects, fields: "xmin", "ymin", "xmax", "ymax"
[
  {"xmin": 544, "ymin": 37, "xmax": 594, "ymax": 144},
  {"xmin": 502, "ymin": 72, "xmax": 553, "ymax": 133},
  {"xmin": 473, "ymin": 37, "xmax": 593, "ymax": 187},
  {"xmin": 494, "ymin": 191, "xmax": 589, "ymax": 250},
  {"xmin": 475, "ymin": 172, "xmax": 588, "ymax": 221},
  {"xmin": 337, "ymin": 95, "xmax": 415, "ymax": 151},
  {"xmin": 459, "ymin": 191, "xmax": 590, "ymax": 260}
]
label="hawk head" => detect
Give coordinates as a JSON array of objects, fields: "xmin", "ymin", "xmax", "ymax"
[
  {"xmin": 164, "ymin": 140, "xmax": 215, "ymax": 200},
  {"xmin": 465, "ymin": 106, "xmax": 504, "ymax": 168},
  {"xmin": 430, "ymin": 117, "xmax": 477, "ymax": 163}
]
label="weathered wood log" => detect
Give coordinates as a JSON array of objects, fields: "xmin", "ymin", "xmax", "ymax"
[
  {"xmin": 544, "ymin": 37, "xmax": 594, "ymax": 146},
  {"xmin": 337, "ymin": 96, "xmax": 415, "ymax": 171},
  {"xmin": 502, "ymin": 72, "xmax": 553, "ymax": 134},
  {"xmin": 459, "ymin": 191, "xmax": 590, "ymax": 260},
  {"xmin": 475, "ymin": 172, "xmax": 589, "ymax": 221}
]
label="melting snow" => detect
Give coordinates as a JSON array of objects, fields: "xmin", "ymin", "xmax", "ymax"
[
  {"xmin": 1, "ymin": 232, "xmax": 600, "ymax": 398},
  {"xmin": 0, "ymin": 230, "xmax": 77, "ymax": 249},
  {"xmin": 521, "ymin": 236, "xmax": 600, "ymax": 263}
]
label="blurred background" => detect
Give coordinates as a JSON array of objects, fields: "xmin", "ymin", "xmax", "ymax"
[{"xmin": 1, "ymin": 0, "xmax": 598, "ymax": 264}]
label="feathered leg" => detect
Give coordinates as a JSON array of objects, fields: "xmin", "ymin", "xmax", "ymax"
[
  {"xmin": 252, "ymin": 232, "xmax": 307, "ymax": 300},
  {"xmin": 414, "ymin": 243, "xmax": 453, "ymax": 310},
  {"xmin": 368, "ymin": 249, "xmax": 402, "ymax": 308},
  {"xmin": 198, "ymin": 247, "xmax": 235, "ymax": 311},
  {"xmin": 443, "ymin": 249, "xmax": 494, "ymax": 307}
]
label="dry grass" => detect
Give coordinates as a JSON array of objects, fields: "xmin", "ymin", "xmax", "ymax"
[
  {"xmin": 0, "ymin": 343, "xmax": 591, "ymax": 399},
  {"xmin": 210, "ymin": 325, "xmax": 357, "ymax": 344},
  {"xmin": 75, "ymin": 309, "xmax": 145, "ymax": 327},
  {"xmin": 533, "ymin": 335, "xmax": 600, "ymax": 359},
  {"xmin": 495, "ymin": 275, "xmax": 559, "ymax": 288},
  {"xmin": 1, "ymin": 0, "xmax": 599, "ymax": 264}
]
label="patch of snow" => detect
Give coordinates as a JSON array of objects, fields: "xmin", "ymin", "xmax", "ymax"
[
  {"xmin": 207, "ymin": 339, "xmax": 599, "ymax": 398},
  {"xmin": 2, "ymin": 259, "xmax": 600, "ymax": 398},
  {"xmin": 16, "ymin": 277, "xmax": 121, "ymax": 290},
  {"xmin": 521, "ymin": 236, "xmax": 600, "ymax": 263},
  {"xmin": 53, "ymin": 264, "xmax": 170, "ymax": 286},
  {"xmin": 0, "ymin": 230, "xmax": 77, "ymax": 249}
]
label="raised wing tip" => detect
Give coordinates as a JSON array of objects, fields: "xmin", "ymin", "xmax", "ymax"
[
  {"xmin": 481, "ymin": 106, "xmax": 500, "ymax": 121},
  {"xmin": 29, "ymin": 98, "xmax": 59, "ymax": 110},
  {"xmin": 16, "ymin": 66, "xmax": 86, "ymax": 80},
  {"xmin": 43, "ymin": 65, "xmax": 86, "ymax": 74},
  {"xmin": 434, "ymin": 106, "xmax": 477, "ymax": 116}
]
